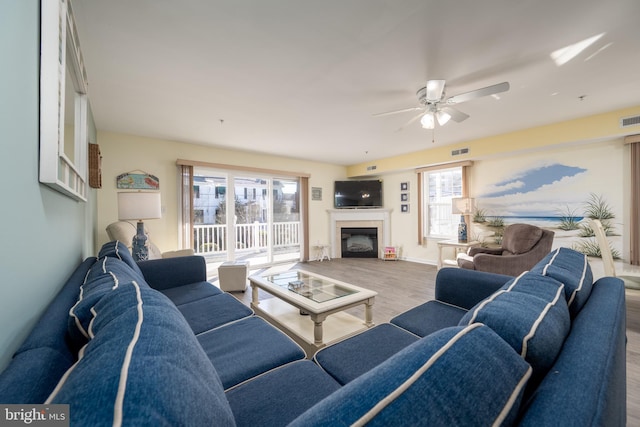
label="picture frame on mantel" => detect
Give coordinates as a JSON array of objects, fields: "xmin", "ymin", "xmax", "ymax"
[{"xmin": 39, "ymin": 0, "xmax": 90, "ymax": 201}]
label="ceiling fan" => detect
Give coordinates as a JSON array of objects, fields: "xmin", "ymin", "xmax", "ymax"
[{"xmin": 374, "ymin": 80, "xmax": 510, "ymax": 130}]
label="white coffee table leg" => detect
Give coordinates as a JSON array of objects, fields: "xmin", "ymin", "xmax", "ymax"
[
  {"xmin": 310, "ymin": 313, "xmax": 327, "ymax": 345},
  {"xmin": 364, "ymin": 298, "xmax": 375, "ymax": 327},
  {"xmin": 251, "ymin": 283, "xmax": 259, "ymax": 307}
]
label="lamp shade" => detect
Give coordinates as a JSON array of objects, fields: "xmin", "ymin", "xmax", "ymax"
[
  {"xmin": 420, "ymin": 112, "xmax": 435, "ymax": 129},
  {"xmin": 452, "ymin": 197, "xmax": 475, "ymax": 215},
  {"xmin": 117, "ymin": 192, "xmax": 162, "ymax": 221}
]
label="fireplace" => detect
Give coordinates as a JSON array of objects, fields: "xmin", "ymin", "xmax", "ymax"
[
  {"xmin": 341, "ymin": 227, "xmax": 378, "ymax": 258},
  {"xmin": 328, "ymin": 208, "xmax": 391, "ymax": 259}
]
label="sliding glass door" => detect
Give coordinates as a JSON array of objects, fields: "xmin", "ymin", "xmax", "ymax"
[{"xmin": 191, "ymin": 167, "xmax": 301, "ymax": 267}]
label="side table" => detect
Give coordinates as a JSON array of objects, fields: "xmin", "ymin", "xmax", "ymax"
[
  {"xmin": 313, "ymin": 244, "xmax": 331, "ymax": 262},
  {"xmin": 436, "ymin": 239, "xmax": 480, "ymax": 270}
]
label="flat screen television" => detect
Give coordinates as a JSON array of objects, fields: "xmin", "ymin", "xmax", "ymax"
[{"xmin": 334, "ymin": 180, "xmax": 383, "ymax": 208}]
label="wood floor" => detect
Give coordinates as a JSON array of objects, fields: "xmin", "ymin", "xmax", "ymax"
[{"xmin": 226, "ymin": 258, "xmax": 639, "ymax": 425}]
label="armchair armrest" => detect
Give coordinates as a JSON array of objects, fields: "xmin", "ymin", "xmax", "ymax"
[
  {"xmin": 162, "ymin": 248, "xmax": 196, "ymax": 258},
  {"xmin": 137, "ymin": 255, "xmax": 207, "ymax": 290},
  {"xmin": 472, "ymin": 253, "xmax": 534, "ymax": 277},
  {"xmin": 468, "ymin": 246, "xmax": 503, "ymax": 256},
  {"xmin": 434, "ymin": 268, "xmax": 513, "ymax": 309}
]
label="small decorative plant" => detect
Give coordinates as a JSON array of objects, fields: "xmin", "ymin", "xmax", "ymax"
[
  {"xmin": 573, "ymin": 238, "xmax": 621, "ymax": 259},
  {"xmin": 557, "ymin": 206, "xmax": 580, "ymax": 231},
  {"xmin": 583, "ymin": 193, "xmax": 615, "ymax": 220},
  {"xmin": 473, "ymin": 207, "xmax": 487, "ymax": 223}
]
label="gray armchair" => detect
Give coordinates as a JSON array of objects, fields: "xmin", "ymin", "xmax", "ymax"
[{"xmin": 457, "ymin": 223, "xmax": 554, "ymax": 276}]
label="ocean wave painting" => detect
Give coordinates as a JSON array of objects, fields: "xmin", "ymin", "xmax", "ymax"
[{"xmin": 477, "ymin": 162, "xmax": 588, "ymax": 219}]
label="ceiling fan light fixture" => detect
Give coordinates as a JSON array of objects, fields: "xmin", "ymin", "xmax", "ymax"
[
  {"xmin": 420, "ymin": 112, "xmax": 435, "ymax": 129},
  {"xmin": 436, "ymin": 110, "xmax": 451, "ymax": 126}
]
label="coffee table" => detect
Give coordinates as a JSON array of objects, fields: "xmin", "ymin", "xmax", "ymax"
[{"xmin": 249, "ymin": 269, "xmax": 377, "ymax": 355}]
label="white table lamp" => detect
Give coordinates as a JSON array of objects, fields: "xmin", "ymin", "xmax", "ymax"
[
  {"xmin": 117, "ymin": 191, "xmax": 162, "ymax": 261},
  {"xmin": 452, "ymin": 197, "xmax": 474, "ymax": 243}
]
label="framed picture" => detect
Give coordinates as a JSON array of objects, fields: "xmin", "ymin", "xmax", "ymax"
[
  {"xmin": 311, "ymin": 187, "xmax": 322, "ymax": 201},
  {"xmin": 401, "ymin": 193, "xmax": 409, "ymax": 202},
  {"xmin": 401, "ymin": 204, "xmax": 410, "ymax": 213},
  {"xmin": 117, "ymin": 171, "xmax": 160, "ymax": 189},
  {"xmin": 400, "ymin": 182, "xmax": 409, "ymax": 191}
]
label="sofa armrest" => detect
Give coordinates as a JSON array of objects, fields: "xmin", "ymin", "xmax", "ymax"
[
  {"xmin": 434, "ymin": 268, "xmax": 513, "ymax": 309},
  {"xmin": 137, "ymin": 256, "xmax": 207, "ymax": 290}
]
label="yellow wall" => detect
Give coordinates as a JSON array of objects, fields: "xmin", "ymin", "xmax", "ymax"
[
  {"xmin": 96, "ymin": 131, "xmax": 347, "ymax": 255},
  {"xmin": 97, "ymin": 104, "xmax": 639, "ymax": 266},
  {"xmin": 347, "ymin": 105, "xmax": 640, "ymax": 177}
]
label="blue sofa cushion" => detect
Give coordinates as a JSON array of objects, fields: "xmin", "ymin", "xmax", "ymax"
[
  {"xmin": 518, "ymin": 277, "xmax": 627, "ymax": 426},
  {"xmin": 15, "ymin": 257, "xmax": 96, "ymax": 357},
  {"xmin": 178, "ymin": 293, "xmax": 253, "ymax": 334},
  {"xmin": 160, "ymin": 281, "xmax": 223, "ymax": 305},
  {"xmin": 97, "ymin": 240, "xmax": 145, "ymax": 280},
  {"xmin": 314, "ymin": 323, "xmax": 419, "ymax": 385},
  {"xmin": 530, "ymin": 247, "xmax": 593, "ymax": 317},
  {"xmin": 226, "ymin": 360, "xmax": 340, "ymax": 426},
  {"xmin": 459, "ymin": 273, "xmax": 570, "ymax": 380},
  {"xmin": 290, "ymin": 324, "xmax": 532, "ymax": 426},
  {"xmin": 197, "ymin": 316, "xmax": 306, "ymax": 389},
  {"xmin": 390, "ymin": 300, "xmax": 468, "ymax": 337},
  {"xmin": 67, "ymin": 256, "xmax": 149, "ymax": 346},
  {"xmin": 48, "ymin": 282, "xmax": 235, "ymax": 426},
  {"xmin": 137, "ymin": 255, "xmax": 208, "ymax": 291},
  {"xmin": 0, "ymin": 347, "xmax": 76, "ymax": 404}
]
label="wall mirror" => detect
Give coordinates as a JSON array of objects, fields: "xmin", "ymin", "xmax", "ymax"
[{"xmin": 40, "ymin": 0, "xmax": 90, "ymax": 201}]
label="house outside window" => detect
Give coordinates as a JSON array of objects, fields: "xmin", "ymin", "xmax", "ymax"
[{"xmin": 423, "ymin": 166, "xmax": 463, "ymax": 238}]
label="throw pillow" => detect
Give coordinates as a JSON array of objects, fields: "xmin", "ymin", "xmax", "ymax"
[
  {"xmin": 530, "ymin": 247, "xmax": 593, "ymax": 317},
  {"xmin": 289, "ymin": 324, "xmax": 531, "ymax": 427},
  {"xmin": 49, "ymin": 282, "xmax": 235, "ymax": 426},
  {"xmin": 67, "ymin": 256, "xmax": 150, "ymax": 348},
  {"xmin": 98, "ymin": 240, "xmax": 145, "ymax": 280},
  {"xmin": 459, "ymin": 274, "xmax": 570, "ymax": 381}
]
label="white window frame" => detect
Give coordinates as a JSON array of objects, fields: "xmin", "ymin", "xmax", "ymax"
[{"xmin": 422, "ymin": 166, "xmax": 463, "ymax": 238}]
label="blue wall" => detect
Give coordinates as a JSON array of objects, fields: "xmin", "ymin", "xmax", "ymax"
[{"xmin": 0, "ymin": 0, "xmax": 96, "ymax": 371}]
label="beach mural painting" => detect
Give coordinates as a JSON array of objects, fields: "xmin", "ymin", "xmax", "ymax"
[
  {"xmin": 476, "ymin": 163, "xmax": 587, "ymax": 226},
  {"xmin": 472, "ymin": 161, "xmax": 621, "ymax": 255}
]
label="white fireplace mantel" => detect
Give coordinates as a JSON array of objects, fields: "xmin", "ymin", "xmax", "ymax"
[{"xmin": 328, "ymin": 208, "xmax": 392, "ymax": 259}]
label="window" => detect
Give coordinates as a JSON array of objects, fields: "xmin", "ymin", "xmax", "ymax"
[{"xmin": 422, "ymin": 166, "xmax": 463, "ymax": 238}]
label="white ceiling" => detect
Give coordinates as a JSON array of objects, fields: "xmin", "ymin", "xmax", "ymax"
[{"xmin": 71, "ymin": 0, "xmax": 640, "ymax": 166}]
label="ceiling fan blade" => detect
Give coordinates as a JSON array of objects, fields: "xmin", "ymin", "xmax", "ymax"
[
  {"xmin": 373, "ymin": 106, "xmax": 423, "ymax": 117},
  {"xmin": 426, "ymin": 80, "xmax": 446, "ymax": 102},
  {"xmin": 446, "ymin": 81, "xmax": 510, "ymax": 104},
  {"xmin": 440, "ymin": 106, "xmax": 470, "ymax": 123},
  {"xmin": 396, "ymin": 111, "xmax": 425, "ymax": 131}
]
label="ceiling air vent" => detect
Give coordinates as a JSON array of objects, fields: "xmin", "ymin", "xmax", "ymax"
[
  {"xmin": 366, "ymin": 165, "xmax": 377, "ymax": 171},
  {"xmin": 451, "ymin": 148, "xmax": 469, "ymax": 156},
  {"xmin": 620, "ymin": 115, "xmax": 640, "ymax": 128}
]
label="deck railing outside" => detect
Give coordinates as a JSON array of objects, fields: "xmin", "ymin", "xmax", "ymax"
[{"xmin": 193, "ymin": 221, "xmax": 300, "ymax": 255}]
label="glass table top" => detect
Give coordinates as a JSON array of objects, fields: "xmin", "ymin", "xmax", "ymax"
[{"xmin": 261, "ymin": 270, "xmax": 357, "ymax": 303}]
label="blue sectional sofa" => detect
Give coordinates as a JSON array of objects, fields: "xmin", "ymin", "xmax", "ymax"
[{"xmin": 0, "ymin": 243, "xmax": 627, "ymax": 426}]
